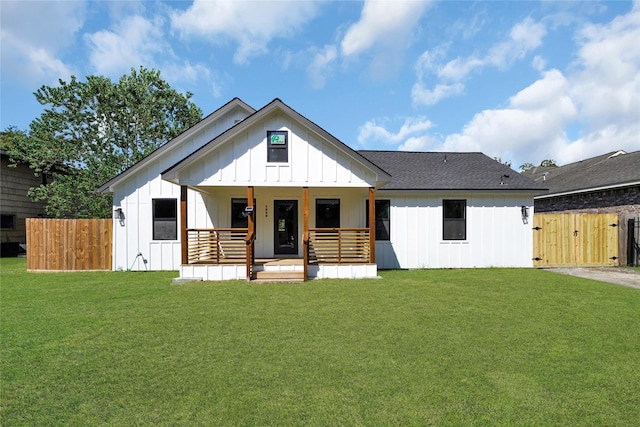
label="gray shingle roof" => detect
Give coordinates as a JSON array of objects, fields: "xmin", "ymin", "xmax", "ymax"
[
  {"xmin": 521, "ymin": 150, "xmax": 640, "ymax": 196},
  {"xmin": 359, "ymin": 151, "xmax": 546, "ymax": 191}
]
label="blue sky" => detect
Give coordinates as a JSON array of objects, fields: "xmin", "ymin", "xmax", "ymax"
[{"xmin": 1, "ymin": 0, "xmax": 639, "ymax": 169}]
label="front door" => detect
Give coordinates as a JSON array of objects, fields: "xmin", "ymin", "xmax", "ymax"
[{"xmin": 274, "ymin": 200, "xmax": 298, "ymax": 255}]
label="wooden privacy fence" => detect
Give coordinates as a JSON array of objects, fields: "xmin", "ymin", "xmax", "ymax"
[
  {"xmin": 532, "ymin": 213, "xmax": 618, "ymax": 268},
  {"xmin": 26, "ymin": 219, "xmax": 112, "ymax": 271}
]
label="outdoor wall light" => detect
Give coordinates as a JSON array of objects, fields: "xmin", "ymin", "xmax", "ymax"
[
  {"xmin": 115, "ymin": 207, "xmax": 125, "ymax": 226},
  {"xmin": 521, "ymin": 206, "xmax": 529, "ymax": 224}
]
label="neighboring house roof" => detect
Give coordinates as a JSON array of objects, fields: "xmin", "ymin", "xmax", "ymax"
[
  {"xmin": 522, "ymin": 150, "xmax": 640, "ymax": 198},
  {"xmin": 161, "ymin": 98, "xmax": 391, "ymax": 185},
  {"xmin": 359, "ymin": 151, "xmax": 547, "ymax": 191},
  {"xmin": 98, "ymin": 97, "xmax": 256, "ymax": 193}
]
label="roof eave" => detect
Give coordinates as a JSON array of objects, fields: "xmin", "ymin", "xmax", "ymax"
[{"xmin": 535, "ymin": 180, "xmax": 640, "ymax": 199}]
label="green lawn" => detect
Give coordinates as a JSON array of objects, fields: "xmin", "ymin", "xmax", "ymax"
[{"xmin": 2, "ymin": 258, "xmax": 639, "ymax": 426}]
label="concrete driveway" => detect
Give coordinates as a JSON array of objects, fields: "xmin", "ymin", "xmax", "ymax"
[{"xmin": 546, "ymin": 267, "xmax": 640, "ymax": 289}]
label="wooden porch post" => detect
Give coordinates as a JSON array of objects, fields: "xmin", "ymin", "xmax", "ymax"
[
  {"xmin": 181, "ymin": 185, "xmax": 188, "ymax": 265},
  {"xmin": 303, "ymin": 187, "xmax": 309, "ymax": 281},
  {"xmin": 246, "ymin": 186, "xmax": 255, "ymax": 281},
  {"xmin": 247, "ymin": 186, "xmax": 255, "ymax": 236},
  {"xmin": 368, "ymin": 187, "xmax": 376, "ymax": 264}
]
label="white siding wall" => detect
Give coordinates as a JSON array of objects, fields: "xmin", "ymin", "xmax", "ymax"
[
  {"xmin": 182, "ymin": 112, "xmax": 377, "ymax": 188},
  {"xmin": 376, "ymin": 192, "xmax": 534, "ymax": 269},
  {"xmin": 111, "ymin": 108, "xmax": 250, "ymax": 271}
]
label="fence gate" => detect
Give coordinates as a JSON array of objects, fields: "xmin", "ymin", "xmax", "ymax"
[{"xmin": 533, "ymin": 213, "xmax": 618, "ymax": 268}]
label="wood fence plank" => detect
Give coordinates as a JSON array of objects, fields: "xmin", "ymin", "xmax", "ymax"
[
  {"xmin": 534, "ymin": 213, "xmax": 619, "ymax": 268},
  {"xmin": 25, "ymin": 219, "xmax": 113, "ymax": 271}
]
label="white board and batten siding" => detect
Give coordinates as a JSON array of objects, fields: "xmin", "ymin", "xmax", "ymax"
[
  {"xmin": 376, "ymin": 192, "xmax": 534, "ymax": 269},
  {"xmin": 110, "ymin": 107, "xmax": 252, "ymax": 271},
  {"xmin": 180, "ymin": 112, "xmax": 378, "ymax": 189}
]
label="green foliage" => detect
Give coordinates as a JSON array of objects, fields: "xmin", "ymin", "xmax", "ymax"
[
  {"xmin": 493, "ymin": 156, "xmax": 512, "ymax": 168},
  {"xmin": 3, "ymin": 67, "xmax": 202, "ymax": 218},
  {"xmin": 0, "ymin": 126, "xmax": 28, "ymax": 153},
  {"xmin": 519, "ymin": 162, "xmax": 535, "ymax": 172},
  {"xmin": 2, "ymin": 260, "xmax": 639, "ymax": 426},
  {"xmin": 519, "ymin": 159, "xmax": 558, "ymax": 172}
]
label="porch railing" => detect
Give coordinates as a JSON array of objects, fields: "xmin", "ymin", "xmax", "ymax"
[
  {"xmin": 187, "ymin": 227, "xmax": 372, "ymax": 266},
  {"xmin": 308, "ymin": 228, "xmax": 370, "ymax": 264},
  {"xmin": 187, "ymin": 228, "xmax": 248, "ymax": 264}
]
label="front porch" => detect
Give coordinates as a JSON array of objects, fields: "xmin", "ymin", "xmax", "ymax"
[{"xmin": 177, "ymin": 186, "xmax": 379, "ymax": 282}]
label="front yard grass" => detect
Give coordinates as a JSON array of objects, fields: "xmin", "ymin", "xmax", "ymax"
[{"xmin": 2, "ymin": 258, "xmax": 639, "ymax": 425}]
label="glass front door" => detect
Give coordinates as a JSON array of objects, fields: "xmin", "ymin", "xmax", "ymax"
[{"xmin": 274, "ymin": 200, "xmax": 298, "ymax": 255}]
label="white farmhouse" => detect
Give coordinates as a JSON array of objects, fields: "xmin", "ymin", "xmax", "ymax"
[{"xmin": 98, "ymin": 98, "xmax": 545, "ymax": 281}]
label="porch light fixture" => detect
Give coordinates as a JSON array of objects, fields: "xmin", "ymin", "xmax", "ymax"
[
  {"xmin": 115, "ymin": 207, "xmax": 125, "ymax": 226},
  {"xmin": 521, "ymin": 206, "xmax": 529, "ymax": 224}
]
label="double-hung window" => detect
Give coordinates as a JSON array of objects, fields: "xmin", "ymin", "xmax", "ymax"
[
  {"xmin": 267, "ymin": 130, "xmax": 288, "ymax": 163},
  {"xmin": 443, "ymin": 199, "xmax": 466, "ymax": 240},
  {"xmin": 365, "ymin": 200, "xmax": 390, "ymax": 241},
  {"xmin": 152, "ymin": 199, "xmax": 177, "ymax": 240}
]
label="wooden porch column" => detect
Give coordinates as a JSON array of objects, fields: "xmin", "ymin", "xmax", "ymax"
[
  {"xmin": 246, "ymin": 186, "xmax": 255, "ymax": 281},
  {"xmin": 368, "ymin": 187, "xmax": 376, "ymax": 264},
  {"xmin": 180, "ymin": 185, "xmax": 188, "ymax": 265},
  {"xmin": 247, "ymin": 186, "xmax": 255, "ymax": 237},
  {"xmin": 302, "ymin": 187, "xmax": 309, "ymax": 281}
]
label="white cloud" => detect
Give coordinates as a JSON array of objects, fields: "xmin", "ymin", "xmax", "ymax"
[
  {"xmin": 412, "ymin": 17, "xmax": 547, "ymax": 106},
  {"xmin": 340, "ymin": 0, "xmax": 432, "ymax": 80},
  {"xmin": 358, "ymin": 116, "xmax": 433, "ymax": 147},
  {"xmin": 440, "ymin": 69, "xmax": 578, "ymax": 164},
  {"xmin": 307, "ymin": 45, "xmax": 338, "ymax": 89},
  {"xmin": 490, "ymin": 17, "xmax": 547, "ymax": 68},
  {"xmin": 431, "ymin": 0, "xmax": 640, "ymax": 168},
  {"xmin": 0, "ymin": 0, "xmax": 85, "ymax": 84},
  {"xmin": 410, "ymin": 82, "xmax": 464, "ymax": 106},
  {"xmin": 170, "ymin": 0, "xmax": 320, "ymax": 65},
  {"xmin": 85, "ymin": 15, "xmax": 166, "ymax": 77},
  {"xmin": 341, "ymin": 0, "xmax": 431, "ymax": 57},
  {"xmin": 409, "ymin": 5, "xmax": 639, "ymax": 167},
  {"xmin": 555, "ymin": 2, "xmax": 640, "ymax": 163}
]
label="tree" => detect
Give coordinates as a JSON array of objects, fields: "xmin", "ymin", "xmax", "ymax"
[
  {"xmin": 5, "ymin": 67, "xmax": 202, "ymax": 218},
  {"xmin": 518, "ymin": 162, "xmax": 535, "ymax": 172},
  {"xmin": 0, "ymin": 126, "xmax": 28, "ymax": 153},
  {"xmin": 493, "ymin": 157, "xmax": 512, "ymax": 168},
  {"xmin": 519, "ymin": 159, "xmax": 558, "ymax": 172}
]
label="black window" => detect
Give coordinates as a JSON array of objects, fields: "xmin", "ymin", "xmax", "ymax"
[
  {"xmin": 316, "ymin": 199, "xmax": 340, "ymax": 228},
  {"xmin": 267, "ymin": 130, "xmax": 288, "ymax": 162},
  {"xmin": 1, "ymin": 214, "xmax": 15, "ymax": 229},
  {"xmin": 443, "ymin": 199, "xmax": 466, "ymax": 240},
  {"xmin": 152, "ymin": 199, "xmax": 177, "ymax": 240},
  {"xmin": 365, "ymin": 200, "xmax": 390, "ymax": 241},
  {"xmin": 231, "ymin": 198, "xmax": 255, "ymax": 229}
]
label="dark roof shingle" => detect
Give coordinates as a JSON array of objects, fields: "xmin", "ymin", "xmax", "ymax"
[
  {"xmin": 521, "ymin": 150, "xmax": 640, "ymax": 196},
  {"xmin": 359, "ymin": 151, "xmax": 546, "ymax": 191}
]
